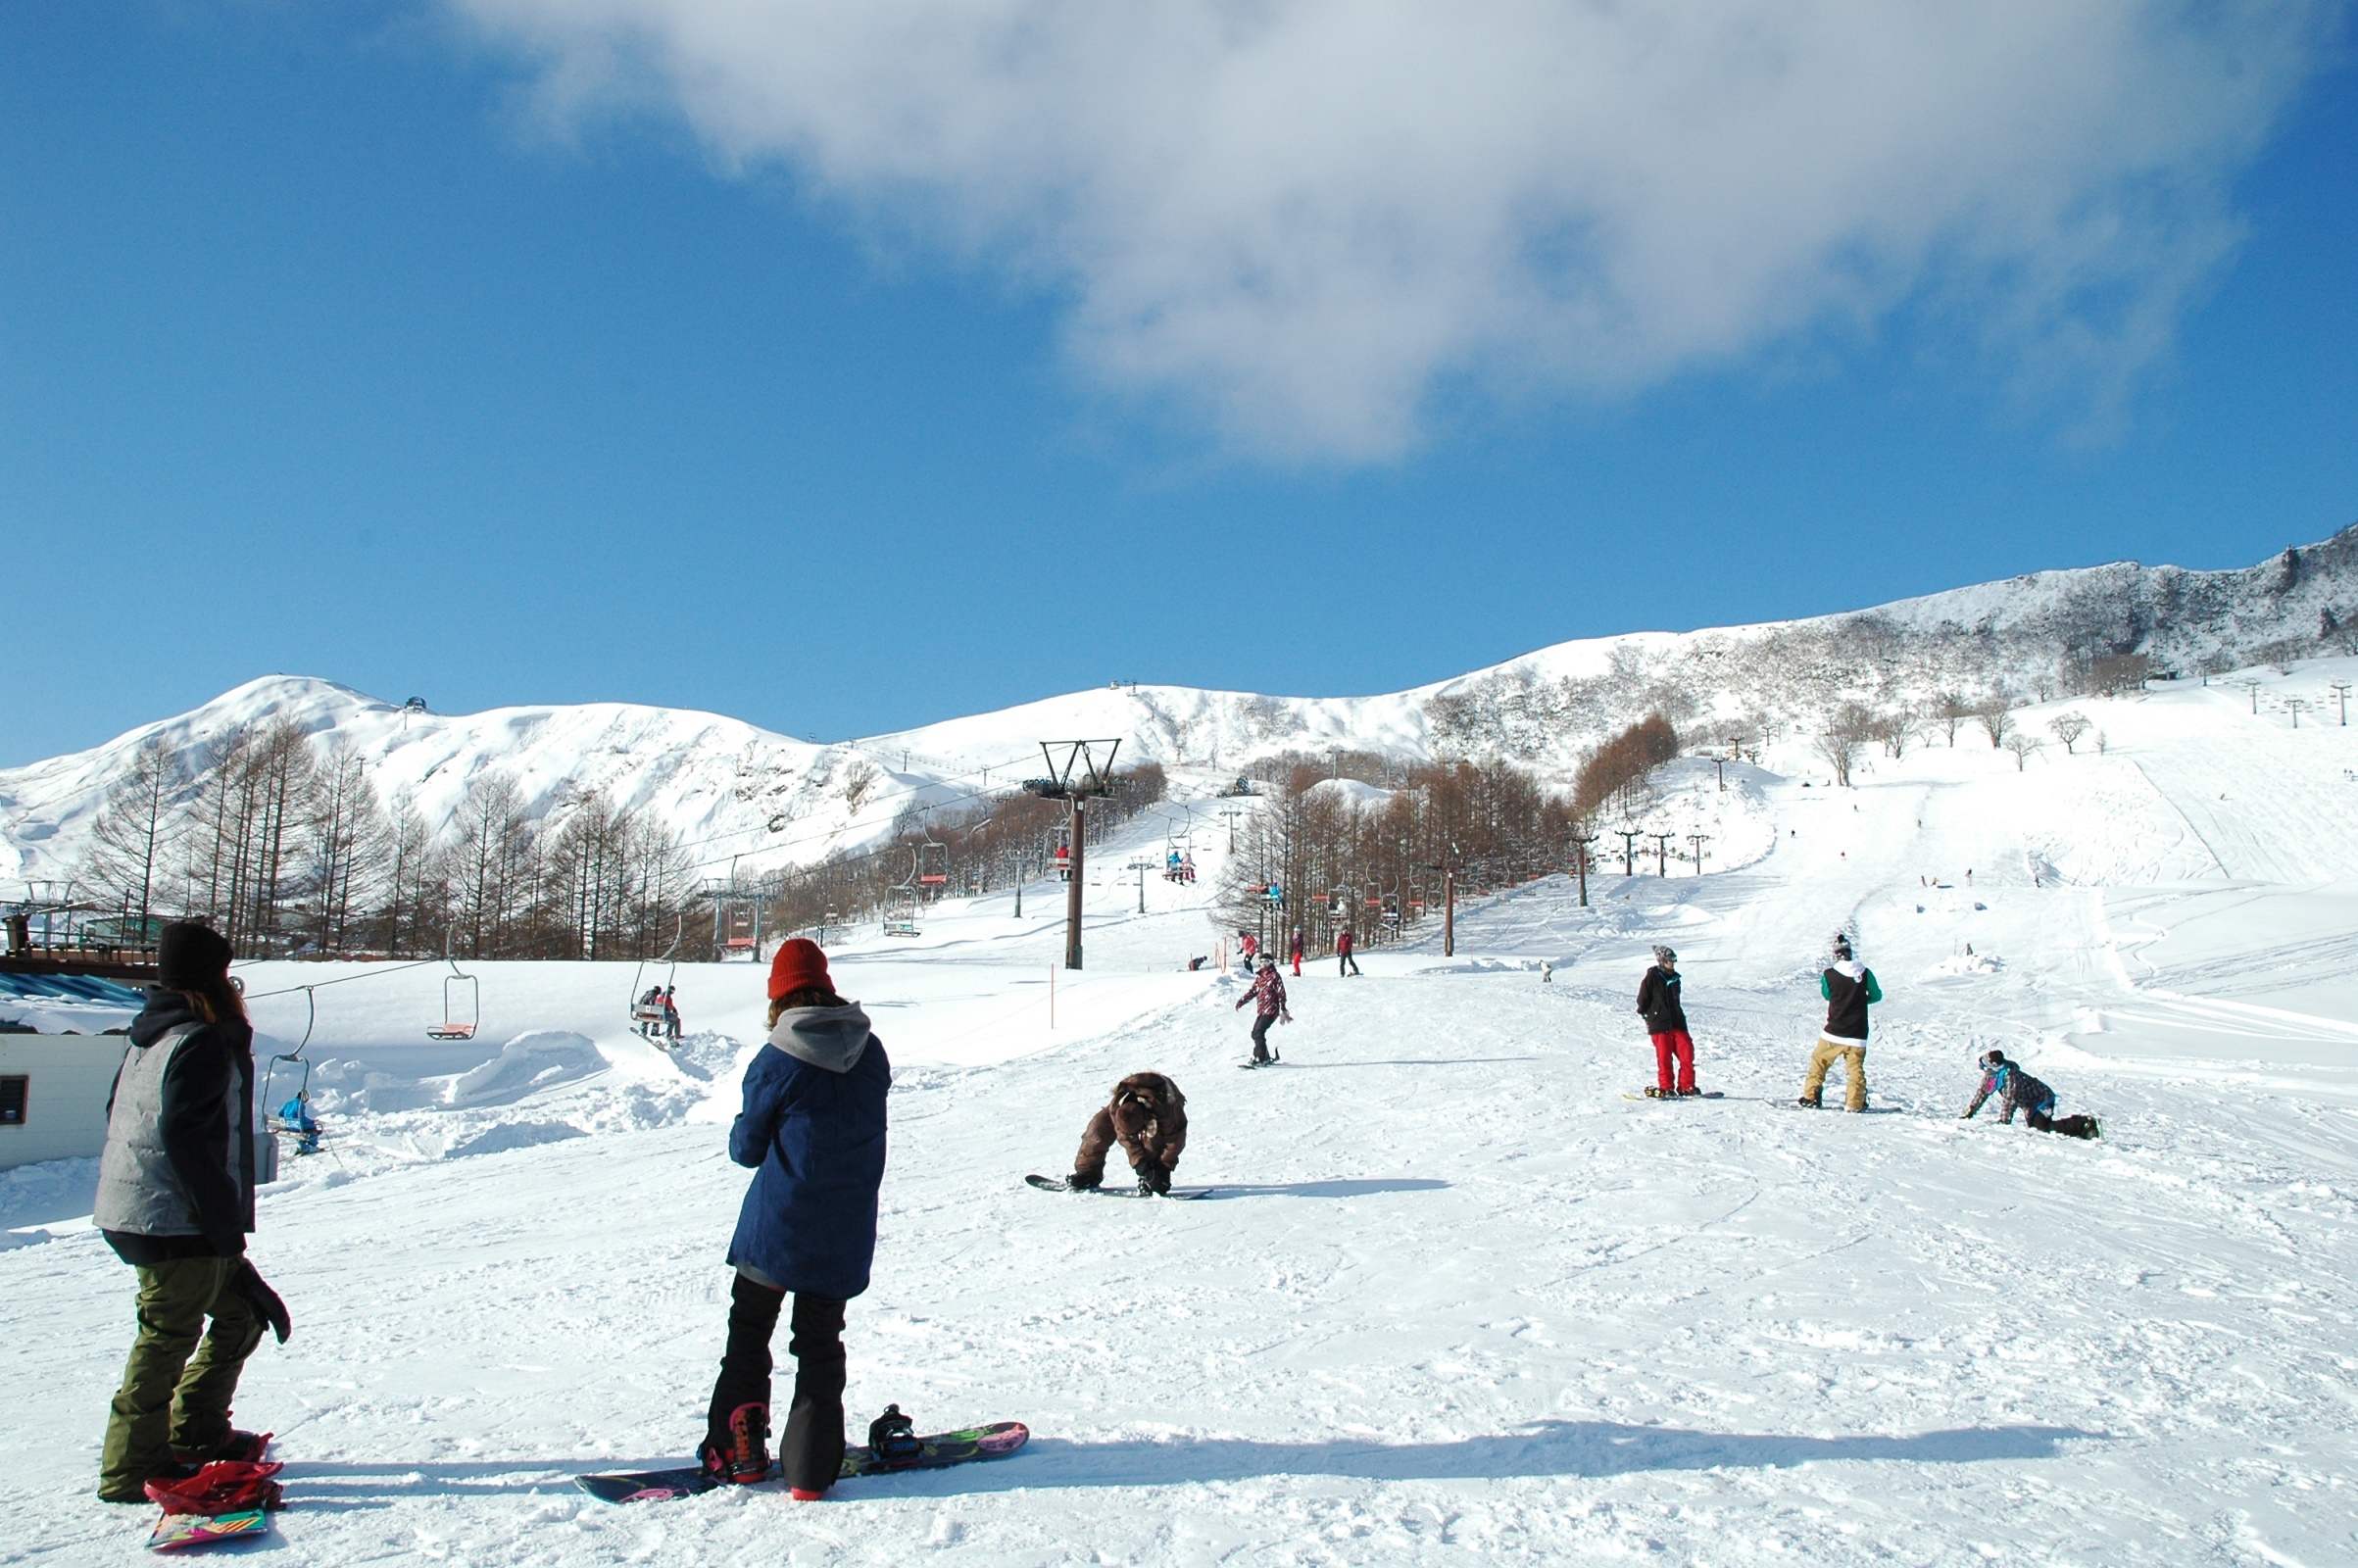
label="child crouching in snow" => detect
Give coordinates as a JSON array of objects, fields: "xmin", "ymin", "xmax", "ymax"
[
  {"xmin": 703, "ymin": 939, "xmax": 890, "ymax": 1497},
  {"xmin": 1961, "ymin": 1050, "xmax": 2098, "ymax": 1139}
]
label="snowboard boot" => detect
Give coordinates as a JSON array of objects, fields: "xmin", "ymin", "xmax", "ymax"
[
  {"xmin": 1795, "ymin": 1094, "xmax": 1823, "ymax": 1109},
  {"xmin": 1644, "ymin": 1087, "xmax": 1669, "ymax": 1100},
  {"xmin": 867, "ymin": 1404, "xmax": 924, "ymax": 1466},
  {"xmin": 700, "ymin": 1401, "xmax": 770, "ymax": 1486},
  {"xmin": 174, "ymin": 1424, "xmax": 271, "ymax": 1466},
  {"xmin": 1066, "ymin": 1170, "xmax": 1102, "ymax": 1191},
  {"xmin": 1137, "ymin": 1162, "xmax": 1171, "ymax": 1198},
  {"xmin": 1678, "ymin": 1087, "xmax": 1703, "ymax": 1098}
]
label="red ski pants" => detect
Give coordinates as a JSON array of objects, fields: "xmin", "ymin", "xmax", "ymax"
[{"xmin": 1650, "ymin": 1030, "xmax": 1695, "ymax": 1095}]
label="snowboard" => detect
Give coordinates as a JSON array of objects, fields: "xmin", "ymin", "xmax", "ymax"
[
  {"xmin": 1025, "ymin": 1173, "xmax": 1209, "ymax": 1200},
  {"xmin": 1623, "ymin": 1091, "xmax": 1726, "ymax": 1101},
  {"xmin": 147, "ymin": 1510, "xmax": 269, "ymax": 1551},
  {"xmin": 1238, "ymin": 1057, "xmax": 1284, "ymax": 1069},
  {"xmin": 1774, "ymin": 1102, "xmax": 1901, "ymax": 1114},
  {"xmin": 575, "ymin": 1421, "xmax": 1029, "ymax": 1505}
]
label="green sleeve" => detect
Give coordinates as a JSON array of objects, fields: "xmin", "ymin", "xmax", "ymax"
[
  {"xmin": 1863, "ymin": 970, "xmax": 1883, "ymax": 1004},
  {"xmin": 1819, "ymin": 971, "xmax": 1832, "ymax": 1000}
]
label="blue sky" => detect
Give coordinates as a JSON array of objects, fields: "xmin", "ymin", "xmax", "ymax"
[{"xmin": 2, "ymin": 2, "xmax": 2353, "ymax": 767}]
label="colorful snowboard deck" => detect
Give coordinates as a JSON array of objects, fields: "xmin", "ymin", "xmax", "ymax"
[
  {"xmin": 146, "ymin": 1509, "xmax": 270, "ymax": 1551},
  {"xmin": 575, "ymin": 1421, "xmax": 1029, "ymax": 1504}
]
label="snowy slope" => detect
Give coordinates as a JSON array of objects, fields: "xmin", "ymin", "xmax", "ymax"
[
  {"xmin": 8, "ymin": 716, "xmax": 2358, "ymax": 1566},
  {"xmin": 10, "ymin": 527, "xmax": 2358, "ymax": 886}
]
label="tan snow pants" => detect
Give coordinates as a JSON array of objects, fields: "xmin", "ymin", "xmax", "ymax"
[{"xmin": 1803, "ymin": 1037, "xmax": 1868, "ymax": 1111}]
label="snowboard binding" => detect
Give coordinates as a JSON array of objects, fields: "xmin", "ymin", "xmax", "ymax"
[{"xmin": 867, "ymin": 1404, "xmax": 924, "ymax": 1465}]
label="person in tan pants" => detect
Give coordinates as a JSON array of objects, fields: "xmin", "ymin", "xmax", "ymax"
[{"xmin": 1799, "ymin": 935, "xmax": 1881, "ymax": 1112}]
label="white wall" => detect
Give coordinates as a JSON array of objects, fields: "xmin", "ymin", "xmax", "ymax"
[{"xmin": 0, "ymin": 1036, "xmax": 121, "ymax": 1170}]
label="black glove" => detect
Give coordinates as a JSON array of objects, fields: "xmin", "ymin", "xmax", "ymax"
[{"xmin": 231, "ymin": 1259, "xmax": 292, "ymax": 1344}]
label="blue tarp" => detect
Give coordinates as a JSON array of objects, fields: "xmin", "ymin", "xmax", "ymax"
[{"xmin": 0, "ymin": 971, "xmax": 148, "ymax": 1005}]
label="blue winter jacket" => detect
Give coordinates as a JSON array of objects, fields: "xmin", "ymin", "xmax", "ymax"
[{"xmin": 726, "ymin": 1004, "xmax": 890, "ymax": 1299}]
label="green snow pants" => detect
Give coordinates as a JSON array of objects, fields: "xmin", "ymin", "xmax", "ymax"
[{"xmin": 98, "ymin": 1257, "xmax": 264, "ymax": 1501}]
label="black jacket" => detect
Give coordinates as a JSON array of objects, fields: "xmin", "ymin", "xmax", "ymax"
[
  {"xmin": 104, "ymin": 990, "xmax": 256, "ymax": 1264},
  {"xmin": 1636, "ymin": 965, "xmax": 1687, "ymax": 1033}
]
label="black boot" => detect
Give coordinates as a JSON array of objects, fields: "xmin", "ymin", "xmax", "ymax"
[{"xmin": 780, "ymin": 1296, "xmax": 848, "ymax": 1499}]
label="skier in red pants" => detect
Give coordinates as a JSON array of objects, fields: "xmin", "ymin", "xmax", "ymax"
[
  {"xmin": 1635, "ymin": 946, "xmax": 1700, "ymax": 1098},
  {"xmin": 1289, "ymin": 928, "xmax": 1304, "ymax": 976}
]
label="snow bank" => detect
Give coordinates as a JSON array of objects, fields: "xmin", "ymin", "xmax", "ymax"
[{"xmin": 447, "ymin": 1031, "xmax": 607, "ymax": 1108}]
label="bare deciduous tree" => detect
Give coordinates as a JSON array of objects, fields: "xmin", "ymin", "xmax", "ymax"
[
  {"xmin": 2048, "ymin": 712, "xmax": 2092, "ymax": 755},
  {"xmin": 1813, "ymin": 704, "xmax": 1875, "ymax": 787},
  {"xmin": 79, "ymin": 739, "xmax": 188, "ymax": 935},
  {"xmin": 1973, "ymin": 695, "xmax": 2016, "ymax": 749},
  {"xmin": 2003, "ymin": 733, "xmax": 2043, "ymax": 771},
  {"xmin": 1936, "ymin": 693, "xmax": 1971, "ymax": 747}
]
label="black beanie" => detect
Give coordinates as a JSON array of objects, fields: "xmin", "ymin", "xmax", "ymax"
[{"xmin": 158, "ymin": 921, "xmax": 233, "ymax": 989}]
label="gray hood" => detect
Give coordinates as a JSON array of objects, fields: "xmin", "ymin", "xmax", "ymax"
[{"xmin": 766, "ymin": 1003, "xmax": 875, "ymax": 1073}]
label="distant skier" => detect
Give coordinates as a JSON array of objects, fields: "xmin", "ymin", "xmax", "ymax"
[
  {"xmin": 702, "ymin": 939, "xmax": 889, "ymax": 1500},
  {"xmin": 1636, "ymin": 946, "xmax": 1699, "ymax": 1098},
  {"xmin": 277, "ymin": 1091, "xmax": 321, "ymax": 1156},
  {"xmin": 1289, "ymin": 927, "xmax": 1304, "ymax": 976},
  {"xmin": 1961, "ymin": 1050, "xmax": 2098, "ymax": 1139},
  {"xmin": 1798, "ymin": 934, "xmax": 1880, "ymax": 1112},
  {"xmin": 1239, "ymin": 930, "xmax": 1259, "ymax": 968},
  {"xmin": 1336, "ymin": 926, "xmax": 1361, "ymax": 977},
  {"xmin": 1065, "ymin": 1072, "xmax": 1189, "ymax": 1196},
  {"xmin": 1234, "ymin": 956, "xmax": 1291, "ymax": 1063}
]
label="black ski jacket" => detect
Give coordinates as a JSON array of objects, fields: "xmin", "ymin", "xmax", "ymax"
[{"xmin": 1636, "ymin": 965, "xmax": 1687, "ymax": 1033}]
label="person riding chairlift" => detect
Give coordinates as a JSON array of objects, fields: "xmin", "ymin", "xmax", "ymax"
[{"xmin": 662, "ymin": 986, "xmax": 683, "ymax": 1044}]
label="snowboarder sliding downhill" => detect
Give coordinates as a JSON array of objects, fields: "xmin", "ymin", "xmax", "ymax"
[
  {"xmin": 1636, "ymin": 946, "xmax": 1700, "ymax": 1098},
  {"xmin": 1799, "ymin": 934, "xmax": 1880, "ymax": 1111},
  {"xmin": 1066, "ymin": 1072, "xmax": 1189, "ymax": 1196},
  {"xmin": 1234, "ymin": 956, "xmax": 1291, "ymax": 1063},
  {"xmin": 1962, "ymin": 1050, "xmax": 2099, "ymax": 1139},
  {"xmin": 703, "ymin": 939, "xmax": 890, "ymax": 1499}
]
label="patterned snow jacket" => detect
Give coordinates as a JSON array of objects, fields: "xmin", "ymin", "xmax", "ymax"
[
  {"xmin": 1963, "ymin": 1062, "xmax": 2055, "ymax": 1125},
  {"xmin": 1236, "ymin": 966, "xmax": 1288, "ymax": 1018}
]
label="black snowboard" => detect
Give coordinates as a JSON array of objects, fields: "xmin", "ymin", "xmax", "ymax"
[
  {"xmin": 1774, "ymin": 1102, "xmax": 1902, "ymax": 1114},
  {"xmin": 1622, "ymin": 1091, "xmax": 1727, "ymax": 1101},
  {"xmin": 1025, "ymin": 1173, "xmax": 1209, "ymax": 1200},
  {"xmin": 575, "ymin": 1421, "xmax": 1029, "ymax": 1504}
]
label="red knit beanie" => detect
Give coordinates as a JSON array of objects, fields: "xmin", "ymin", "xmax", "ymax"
[{"xmin": 767, "ymin": 938, "xmax": 833, "ymax": 1001}]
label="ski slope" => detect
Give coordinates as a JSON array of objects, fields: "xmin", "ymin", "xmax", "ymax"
[{"xmin": 5, "ymin": 674, "xmax": 2358, "ymax": 1565}]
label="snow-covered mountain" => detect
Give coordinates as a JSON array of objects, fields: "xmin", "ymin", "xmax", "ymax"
[{"xmin": 6, "ymin": 525, "xmax": 2355, "ymax": 887}]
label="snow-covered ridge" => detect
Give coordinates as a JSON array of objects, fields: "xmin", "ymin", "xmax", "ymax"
[{"xmin": 6, "ymin": 527, "xmax": 2355, "ymax": 884}]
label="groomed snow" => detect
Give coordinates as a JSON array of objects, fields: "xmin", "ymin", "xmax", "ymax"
[{"xmin": 6, "ymin": 672, "xmax": 2357, "ymax": 1564}]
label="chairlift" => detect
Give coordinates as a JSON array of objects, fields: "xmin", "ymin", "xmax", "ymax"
[
  {"xmin": 884, "ymin": 851, "xmax": 923, "ymax": 937},
  {"xmin": 261, "ymin": 988, "xmax": 320, "ymax": 1164},
  {"xmin": 915, "ymin": 839, "xmax": 950, "ymax": 896},
  {"xmin": 628, "ymin": 915, "xmax": 686, "ymax": 1046},
  {"xmin": 428, "ymin": 938, "xmax": 479, "ymax": 1041},
  {"xmin": 717, "ymin": 901, "xmax": 761, "ymax": 960}
]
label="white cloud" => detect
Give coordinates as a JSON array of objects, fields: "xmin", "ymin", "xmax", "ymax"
[{"xmin": 448, "ymin": 0, "xmax": 2331, "ymax": 459}]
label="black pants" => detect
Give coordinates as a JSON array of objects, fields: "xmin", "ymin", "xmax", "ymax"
[
  {"xmin": 1338, "ymin": 952, "xmax": 1360, "ymax": 976},
  {"xmin": 707, "ymin": 1275, "xmax": 848, "ymax": 1492},
  {"xmin": 1250, "ymin": 1013, "xmax": 1276, "ymax": 1061},
  {"xmin": 2026, "ymin": 1108, "xmax": 2099, "ymax": 1140}
]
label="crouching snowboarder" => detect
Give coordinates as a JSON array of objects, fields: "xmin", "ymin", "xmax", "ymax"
[
  {"xmin": 1799, "ymin": 934, "xmax": 1879, "ymax": 1112},
  {"xmin": 703, "ymin": 939, "xmax": 890, "ymax": 1499},
  {"xmin": 1067, "ymin": 1072, "xmax": 1189, "ymax": 1196},
  {"xmin": 1962, "ymin": 1050, "xmax": 2099, "ymax": 1139}
]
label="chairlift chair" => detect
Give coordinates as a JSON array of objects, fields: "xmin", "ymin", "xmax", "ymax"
[
  {"xmin": 427, "ymin": 967, "xmax": 479, "ymax": 1041},
  {"xmin": 628, "ymin": 916, "xmax": 687, "ymax": 1045}
]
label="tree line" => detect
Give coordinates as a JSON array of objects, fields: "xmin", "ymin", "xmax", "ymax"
[{"xmin": 76, "ymin": 720, "xmax": 692, "ymax": 961}]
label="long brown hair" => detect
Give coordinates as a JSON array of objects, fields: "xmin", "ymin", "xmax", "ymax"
[
  {"xmin": 177, "ymin": 978, "xmax": 249, "ymax": 1028},
  {"xmin": 766, "ymin": 988, "xmax": 847, "ymax": 1029}
]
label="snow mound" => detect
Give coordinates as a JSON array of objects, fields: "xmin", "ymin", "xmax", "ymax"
[
  {"xmin": 447, "ymin": 1031, "xmax": 606, "ymax": 1107},
  {"xmin": 1924, "ymin": 953, "xmax": 2004, "ymax": 977}
]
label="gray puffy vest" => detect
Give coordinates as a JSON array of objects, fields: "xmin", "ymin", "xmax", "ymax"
[{"xmin": 92, "ymin": 1024, "xmax": 259, "ymax": 1236}]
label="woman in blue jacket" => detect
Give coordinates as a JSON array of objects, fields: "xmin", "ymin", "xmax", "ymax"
[{"xmin": 701, "ymin": 939, "xmax": 890, "ymax": 1497}]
